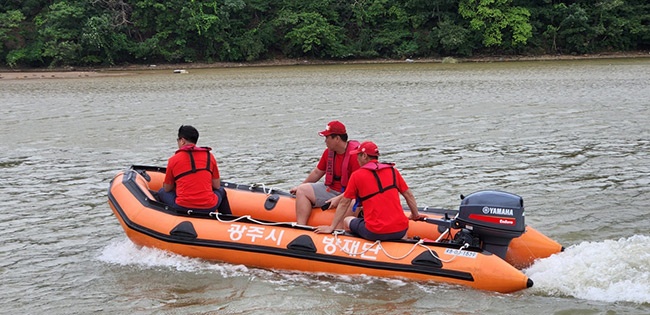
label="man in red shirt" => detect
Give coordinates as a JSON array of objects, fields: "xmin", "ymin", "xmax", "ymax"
[
  {"xmin": 315, "ymin": 141, "xmax": 425, "ymax": 240},
  {"xmin": 158, "ymin": 125, "xmax": 230, "ymax": 214},
  {"xmin": 290, "ymin": 120, "xmax": 361, "ymax": 225}
]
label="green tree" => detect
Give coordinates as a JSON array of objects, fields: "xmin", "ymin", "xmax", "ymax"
[
  {"xmin": 80, "ymin": 14, "xmax": 129, "ymax": 65},
  {"xmin": 431, "ymin": 19, "xmax": 474, "ymax": 56},
  {"xmin": 0, "ymin": 10, "xmax": 25, "ymax": 64},
  {"xmin": 347, "ymin": 0, "xmax": 417, "ymax": 58},
  {"xmin": 459, "ymin": 0, "xmax": 532, "ymax": 49},
  {"xmin": 273, "ymin": 10, "xmax": 348, "ymax": 58},
  {"xmin": 589, "ymin": 0, "xmax": 649, "ymax": 51},
  {"xmin": 1, "ymin": 0, "xmax": 649, "ymax": 67},
  {"xmin": 542, "ymin": 3, "xmax": 593, "ymax": 54},
  {"xmin": 35, "ymin": 1, "xmax": 87, "ymax": 67}
]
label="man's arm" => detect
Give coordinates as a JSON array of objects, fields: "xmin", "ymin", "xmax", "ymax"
[
  {"xmin": 290, "ymin": 167, "xmax": 325, "ymax": 194},
  {"xmin": 303, "ymin": 167, "xmax": 325, "ymax": 183},
  {"xmin": 314, "ymin": 196, "xmax": 353, "ymax": 234},
  {"xmin": 162, "ymin": 182, "xmax": 175, "ymax": 192},
  {"xmin": 402, "ymin": 189, "xmax": 425, "ymax": 220}
]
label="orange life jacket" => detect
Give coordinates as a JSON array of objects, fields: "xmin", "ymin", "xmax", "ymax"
[
  {"xmin": 324, "ymin": 140, "xmax": 359, "ymax": 191},
  {"xmin": 356, "ymin": 161, "xmax": 397, "ymax": 202},
  {"xmin": 173, "ymin": 145, "xmax": 213, "ymax": 180}
]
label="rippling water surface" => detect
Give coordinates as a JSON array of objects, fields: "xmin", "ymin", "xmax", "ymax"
[{"xmin": 1, "ymin": 59, "xmax": 649, "ymax": 314}]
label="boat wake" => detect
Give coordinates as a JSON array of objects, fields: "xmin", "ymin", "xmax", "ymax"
[
  {"xmin": 97, "ymin": 238, "xmax": 419, "ymax": 293},
  {"xmin": 98, "ymin": 238, "xmax": 251, "ymax": 275},
  {"xmin": 99, "ymin": 235, "xmax": 650, "ymax": 303},
  {"xmin": 525, "ymin": 234, "xmax": 650, "ymax": 304}
]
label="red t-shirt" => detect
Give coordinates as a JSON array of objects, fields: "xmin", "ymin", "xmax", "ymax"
[
  {"xmin": 164, "ymin": 146, "xmax": 220, "ymax": 209},
  {"xmin": 316, "ymin": 147, "xmax": 361, "ymax": 192},
  {"xmin": 343, "ymin": 161, "xmax": 409, "ymax": 234}
]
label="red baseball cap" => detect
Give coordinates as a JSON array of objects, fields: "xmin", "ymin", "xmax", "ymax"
[
  {"xmin": 318, "ymin": 120, "xmax": 347, "ymax": 136},
  {"xmin": 350, "ymin": 141, "xmax": 380, "ymax": 156}
]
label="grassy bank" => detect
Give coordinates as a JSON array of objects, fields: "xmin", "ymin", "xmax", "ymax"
[{"xmin": 1, "ymin": 51, "xmax": 648, "ymax": 80}]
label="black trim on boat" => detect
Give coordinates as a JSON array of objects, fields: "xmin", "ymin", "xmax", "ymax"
[
  {"xmin": 108, "ymin": 168, "xmax": 477, "ymax": 283},
  {"xmin": 287, "ymin": 235, "xmax": 317, "ymax": 253},
  {"xmin": 131, "ymin": 165, "xmax": 464, "ymax": 214},
  {"xmin": 264, "ymin": 194, "xmax": 280, "ymax": 210},
  {"xmin": 170, "ymin": 221, "xmax": 198, "ymax": 239},
  {"xmin": 132, "ymin": 164, "xmax": 296, "ymax": 197},
  {"xmin": 412, "ymin": 251, "xmax": 443, "ymax": 268}
]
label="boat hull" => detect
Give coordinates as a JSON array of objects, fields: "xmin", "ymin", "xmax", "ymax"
[
  {"xmin": 108, "ymin": 166, "xmax": 533, "ymax": 293},
  {"xmin": 139, "ymin": 165, "xmax": 562, "ymax": 269}
]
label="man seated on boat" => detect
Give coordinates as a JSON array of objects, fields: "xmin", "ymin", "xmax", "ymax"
[
  {"xmin": 314, "ymin": 141, "xmax": 425, "ymax": 241},
  {"xmin": 290, "ymin": 120, "xmax": 361, "ymax": 225},
  {"xmin": 158, "ymin": 125, "xmax": 231, "ymax": 214}
]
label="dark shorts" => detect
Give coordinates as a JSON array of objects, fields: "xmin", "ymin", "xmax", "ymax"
[
  {"xmin": 157, "ymin": 187, "xmax": 230, "ymax": 214},
  {"xmin": 311, "ymin": 182, "xmax": 340, "ymax": 207},
  {"xmin": 349, "ymin": 218, "xmax": 407, "ymax": 241}
]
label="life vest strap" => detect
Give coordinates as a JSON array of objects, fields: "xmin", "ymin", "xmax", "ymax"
[
  {"xmin": 174, "ymin": 150, "xmax": 212, "ymax": 180},
  {"xmin": 357, "ymin": 165, "xmax": 398, "ymax": 202},
  {"xmin": 324, "ymin": 140, "xmax": 359, "ymax": 190}
]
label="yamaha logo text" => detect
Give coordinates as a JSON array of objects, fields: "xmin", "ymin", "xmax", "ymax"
[{"xmin": 482, "ymin": 206, "xmax": 514, "ymax": 216}]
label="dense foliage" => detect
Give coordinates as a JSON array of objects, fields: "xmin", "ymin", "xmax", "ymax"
[{"xmin": 1, "ymin": 0, "xmax": 648, "ymax": 68}]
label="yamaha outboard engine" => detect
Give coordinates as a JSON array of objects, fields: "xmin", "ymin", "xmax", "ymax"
[{"xmin": 452, "ymin": 190, "xmax": 525, "ymax": 260}]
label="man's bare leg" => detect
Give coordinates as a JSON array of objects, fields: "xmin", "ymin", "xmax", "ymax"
[{"xmin": 295, "ymin": 183, "xmax": 316, "ymax": 225}]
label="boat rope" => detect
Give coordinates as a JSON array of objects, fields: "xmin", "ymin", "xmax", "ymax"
[
  {"xmin": 331, "ymin": 230, "xmax": 470, "ymax": 263},
  {"xmin": 209, "ymin": 213, "xmax": 472, "ymax": 263},
  {"xmin": 210, "ymin": 213, "xmax": 314, "ymax": 229},
  {"xmin": 418, "ymin": 242, "xmax": 470, "ymax": 264},
  {"xmin": 435, "ymin": 228, "xmax": 451, "ymax": 242},
  {"xmin": 250, "ymin": 183, "xmax": 274, "ymax": 195},
  {"xmin": 433, "ymin": 212, "xmax": 459, "ymax": 242}
]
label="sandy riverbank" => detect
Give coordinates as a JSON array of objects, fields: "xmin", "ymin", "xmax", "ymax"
[{"xmin": 1, "ymin": 51, "xmax": 648, "ymax": 80}]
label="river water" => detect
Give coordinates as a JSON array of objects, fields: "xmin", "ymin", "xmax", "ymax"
[{"xmin": 1, "ymin": 59, "xmax": 649, "ymax": 314}]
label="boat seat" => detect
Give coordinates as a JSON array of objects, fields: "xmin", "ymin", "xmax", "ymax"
[
  {"xmin": 133, "ymin": 171, "xmax": 157, "ymax": 201},
  {"xmin": 148, "ymin": 189, "xmax": 161, "ymax": 201}
]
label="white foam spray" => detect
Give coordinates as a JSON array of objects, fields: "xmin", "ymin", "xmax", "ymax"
[{"xmin": 526, "ymin": 234, "xmax": 650, "ymax": 304}]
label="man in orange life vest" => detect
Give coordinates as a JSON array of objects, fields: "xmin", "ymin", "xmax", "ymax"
[
  {"xmin": 315, "ymin": 141, "xmax": 425, "ymax": 241},
  {"xmin": 290, "ymin": 120, "xmax": 361, "ymax": 225},
  {"xmin": 158, "ymin": 125, "xmax": 231, "ymax": 214}
]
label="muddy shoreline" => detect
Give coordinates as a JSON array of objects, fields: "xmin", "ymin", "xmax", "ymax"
[{"xmin": 1, "ymin": 51, "xmax": 648, "ymax": 80}]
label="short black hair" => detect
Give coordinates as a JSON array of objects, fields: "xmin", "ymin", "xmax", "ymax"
[
  {"xmin": 178, "ymin": 125, "xmax": 199, "ymax": 143},
  {"xmin": 331, "ymin": 133, "xmax": 348, "ymax": 142}
]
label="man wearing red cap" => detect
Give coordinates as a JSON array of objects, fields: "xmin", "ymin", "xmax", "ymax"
[
  {"xmin": 315, "ymin": 141, "xmax": 425, "ymax": 241},
  {"xmin": 290, "ymin": 120, "xmax": 361, "ymax": 225}
]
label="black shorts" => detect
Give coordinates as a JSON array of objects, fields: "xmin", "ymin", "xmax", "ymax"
[{"xmin": 349, "ymin": 218, "xmax": 407, "ymax": 241}]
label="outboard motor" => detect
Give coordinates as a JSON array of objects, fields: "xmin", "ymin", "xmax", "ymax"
[{"xmin": 452, "ymin": 190, "xmax": 525, "ymax": 260}]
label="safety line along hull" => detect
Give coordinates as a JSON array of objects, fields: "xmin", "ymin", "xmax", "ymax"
[
  {"xmin": 108, "ymin": 167, "xmax": 533, "ymax": 293},
  {"xmin": 139, "ymin": 165, "xmax": 562, "ymax": 269}
]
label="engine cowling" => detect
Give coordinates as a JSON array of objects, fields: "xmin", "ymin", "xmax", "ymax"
[{"xmin": 453, "ymin": 190, "xmax": 525, "ymax": 260}]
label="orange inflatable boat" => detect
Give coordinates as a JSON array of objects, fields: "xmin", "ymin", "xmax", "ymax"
[
  {"xmin": 222, "ymin": 181, "xmax": 562, "ymax": 269},
  {"xmin": 131, "ymin": 166, "xmax": 564, "ymax": 269},
  {"xmin": 108, "ymin": 165, "xmax": 538, "ymax": 293}
]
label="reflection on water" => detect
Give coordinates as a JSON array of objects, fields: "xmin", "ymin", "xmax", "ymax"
[{"xmin": 1, "ymin": 59, "xmax": 649, "ymax": 314}]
